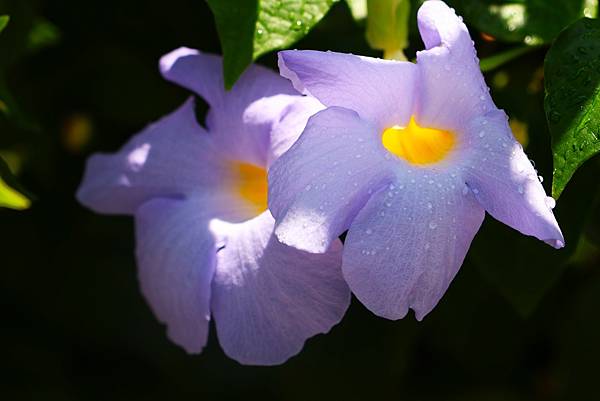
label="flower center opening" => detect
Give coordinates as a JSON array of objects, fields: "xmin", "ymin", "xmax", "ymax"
[
  {"xmin": 382, "ymin": 116, "xmax": 455, "ymax": 165},
  {"xmin": 232, "ymin": 162, "xmax": 268, "ymax": 215}
]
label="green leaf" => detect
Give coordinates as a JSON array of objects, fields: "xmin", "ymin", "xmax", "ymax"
[
  {"xmin": 207, "ymin": 0, "xmax": 338, "ymax": 89},
  {"xmin": 0, "ymin": 156, "xmax": 30, "ymax": 210},
  {"xmin": 450, "ymin": 0, "xmax": 596, "ymax": 44},
  {"xmin": 206, "ymin": 0, "xmax": 257, "ymax": 90},
  {"xmin": 0, "ymin": 15, "xmax": 9, "ymax": 34},
  {"xmin": 544, "ymin": 18, "xmax": 600, "ymax": 198},
  {"xmin": 366, "ymin": 0, "xmax": 410, "ymax": 60}
]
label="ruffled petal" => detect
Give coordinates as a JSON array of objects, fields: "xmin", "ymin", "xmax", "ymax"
[
  {"xmin": 461, "ymin": 109, "xmax": 564, "ymax": 248},
  {"xmin": 135, "ymin": 196, "xmax": 217, "ymax": 353},
  {"xmin": 268, "ymin": 107, "xmax": 395, "ymax": 253},
  {"xmin": 161, "ymin": 48, "xmax": 298, "ymax": 166},
  {"xmin": 77, "ymin": 98, "xmax": 223, "ymax": 215},
  {"xmin": 210, "ymin": 212, "xmax": 350, "ymax": 365},
  {"xmin": 343, "ymin": 171, "xmax": 485, "ymax": 320},
  {"xmin": 279, "ymin": 50, "xmax": 418, "ymax": 129},
  {"xmin": 415, "ymin": 0, "xmax": 493, "ymax": 132}
]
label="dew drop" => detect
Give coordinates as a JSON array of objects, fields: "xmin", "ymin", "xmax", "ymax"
[
  {"xmin": 545, "ymin": 196, "xmax": 556, "ymax": 209},
  {"xmin": 304, "ymin": 184, "xmax": 312, "ymax": 191},
  {"xmin": 366, "ymin": 228, "xmax": 373, "ymax": 235},
  {"xmin": 517, "ymin": 185, "xmax": 524, "ymax": 194},
  {"xmin": 429, "ymin": 222, "xmax": 437, "ymax": 229},
  {"xmin": 479, "ymin": 131, "xmax": 486, "ymax": 138}
]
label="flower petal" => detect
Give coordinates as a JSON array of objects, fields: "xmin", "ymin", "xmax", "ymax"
[
  {"xmin": 415, "ymin": 0, "xmax": 493, "ymax": 132},
  {"xmin": 161, "ymin": 48, "xmax": 298, "ymax": 166},
  {"xmin": 135, "ymin": 196, "xmax": 217, "ymax": 353},
  {"xmin": 263, "ymin": 95, "xmax": 324, "ymax": 166},
  {"xmin": 342, "ymin": 172, "xmax": 485, "ymax": 320},
  {"xmin": 268, "ymin": 106, "xmax": 395, "ymax": 253},
  {"xmin": 210, "ymin": 212, "xmax": 350, "ymax": 365},
  {"xmin": 279, "ymin": 50, "xmax": 418, "ymax": 128},
  {"xmin": 461, "ymin": 110, "xmax": 564, "ymax": 248},
  {"xmin": 77, "ymin": 98, "xmax": 223, "ymax": 215}
]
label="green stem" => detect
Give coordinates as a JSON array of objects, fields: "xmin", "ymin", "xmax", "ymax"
[{"xmin": 479, "ymin": 45, "xmax": 541, "ymax": 72}]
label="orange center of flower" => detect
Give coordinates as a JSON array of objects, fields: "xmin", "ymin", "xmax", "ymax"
[
  {"xmin": 232, "ymin": 162, "xmax": 268, "ymax": 214},
  {"xmin": 382, "ymin": 116, "xmax": 455, "ymax": 165}
]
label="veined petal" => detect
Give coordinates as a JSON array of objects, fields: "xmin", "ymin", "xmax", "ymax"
[
  {"xmin": 415, "ymin": 0, "xmax": 493, "ymax": 132},
  {"xmin": 343, "ymin": 172, "xmax": 485, "ymax": 320},
  {"xmin": 279, "ymin": 50, "xmax": 418, "ymax": 129},
  {"xmin": 135, "ymin": 196, "xmax": 218, "ymax": 353},
  {"xmin": 161, "ymin": 48, "xmax": 298, "ymax": 166},
  {"xmin": 461, "ymin": 110, "xmax": 564, "ymax": 248},
  {"xmin": 77, "ymin": 98, "xmax": 224, "ymax": 215},
  {"xmin": 211, "ymin": 212, "xmax": 350, "ymax": 365},
  {"xmin": 268, "ymin": 107, "xmax": 395, "ymax": 253}
]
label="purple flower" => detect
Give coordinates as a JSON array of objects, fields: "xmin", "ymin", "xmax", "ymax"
[
  {"xmin": 76, "ymin": 48, "xmax": 350, "ymax": 365},
  {"xmin": 269, "ymin": 1, "xmax": 564, "ymax": 321}
]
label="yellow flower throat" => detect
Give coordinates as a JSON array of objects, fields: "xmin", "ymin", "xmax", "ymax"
[
  {"xmin": 382, "ymin": 116, "xmax": 455, "ymax": 165},
  {"xmin": 233, "ymin": 162, "xmax": 268, "ymax": 214}
]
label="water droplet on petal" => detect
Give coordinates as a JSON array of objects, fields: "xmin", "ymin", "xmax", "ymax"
[
  {"xmin": 479, "ymin": 131, "xmax": 486, "ymax": 138},
  {"xmin": 545, "ymin": 196, "xmax": 556, "ymax": 209},
  {"xmin": 517, "ymin": 185, "xmax": 524, "ymax": 194},
  {"xmin": 305, "ymin": 184, "xmax": 312, "ymax": 191},
  {"xmin": 429, "ymin": 222, "xmax": 437, "ymax": 229},
  {"xmin": 366, "ymin": 228, "xmax": 373, "ymax": 235}
]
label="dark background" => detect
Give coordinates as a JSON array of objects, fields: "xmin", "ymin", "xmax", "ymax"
[{"xmin": 1, "ymin": 0, "xmax": 599, "ymax": 400}]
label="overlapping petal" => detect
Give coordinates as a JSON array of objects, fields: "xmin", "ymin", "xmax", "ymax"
[
  {"xmin": 460, "ymin": 110, "xmax": 564, "ymax": 248},
  {"xmin": 210, "ymin": 212, "xmax": 350, "ymax": 365},
  {"xmin": 161, "ymin": 48, "xmax": 299, "ymax": 166},
  {"xmin": 77, "ymin": 98, "xmax": 224, "ymax": 215},
  {"xmin": 342, "ymin": 171, "xmax": 485, "ymax": 320},
  {"xmin": 279, "ymin": 50, "xmax": 418, "ymax": 129},
  {"xmin": 269, "ymin": 106, "xmax": 395, "ymax": 253},
  {"xmin": 135, "ymin": 196, "xmax": 217, "ymax": 353},
  {"xmin": 415, "ymin": 0, "xmax": 493, "ymax": 132}
]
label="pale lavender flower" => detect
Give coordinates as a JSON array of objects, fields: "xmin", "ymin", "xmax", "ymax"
[
  {"xmin": 269, "ymin": 1, "xmax": 564, "ymax": 320},
  {"xmin": 77, "ymin": 48, "xmax": 350, "ymax": 365}
]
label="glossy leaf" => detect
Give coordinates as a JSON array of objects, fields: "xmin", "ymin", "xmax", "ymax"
[
  {"xmin": 545, "ymin": 18, "xmax": 600, "ymax": 198},
  {"xmin": 207, "ymin": 0, "xmax": 338, "ymax": 89},
  {"xmin": 450, "ymin": 0, "xmax": 596, "ymax": 44}
]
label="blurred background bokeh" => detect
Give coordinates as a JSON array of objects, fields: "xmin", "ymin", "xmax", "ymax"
[{"xmin": 1, "ymin": 0, "xmax": 599, "ymax": 399}]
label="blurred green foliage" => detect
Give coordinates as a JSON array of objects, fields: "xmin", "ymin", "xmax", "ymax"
[
  {"xmin": 365, "ymin": 0, "xmax": 411, "ymax": 60},
  {"xmin": 451, "ymin": 0, "xmax": 596, "ymax": 45},
  {"xmin": 0, "ymin": 0, "xmax": 599, "ymax": 400}
]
